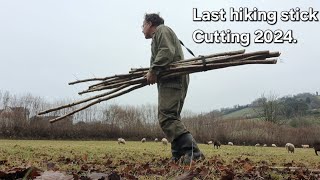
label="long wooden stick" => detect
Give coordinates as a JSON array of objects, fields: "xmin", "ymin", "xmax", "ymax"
[
  {"xmin": 69, "ymin": 77, "xmax": 111, "ymax": 85},
  {"xmin": 49, "ymin": 83, "xmax": 147, "ymax": 123},
  {"xmin": 129, "ymin": 49, "xmax": 247, "ymax": 73},
  {"xmin": 87, "ymin": 72, "xmax": 145, "ymax": 89},
  {"xmin": 79, "ymin": 77, "xmax": 146, "ymax": 94},
  {"xmin": 38, "ymin": 84, "xmax": 130, "ymax": 115},
  {"xmin": 161, "ymin": 59, "xmax": 277, "ymax": 78},
  {"xmin": 185, "ymin": 50, "xmax": 270, "ymax": 66},
  {"xmin": 69, "ymin": 70, "xmax": 146, "ymax": 85}
]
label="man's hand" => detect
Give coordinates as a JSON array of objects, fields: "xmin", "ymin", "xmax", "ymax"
[{"xmin": 145, "ymin": 71, "xmax": 157, "ymax": 85}]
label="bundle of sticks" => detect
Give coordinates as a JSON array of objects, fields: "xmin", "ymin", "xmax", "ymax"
[{"xmin": 38, "ymin": 49, "xmax": 280, "ymax": 123}]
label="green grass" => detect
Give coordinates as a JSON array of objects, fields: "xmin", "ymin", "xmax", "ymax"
[
  {"xmin": 222, "ymin": 107, "xmax": 258, "ymax": 119},
  {"xmin": 0, "ymin": 140, "xmax": 171, "ymax": 171},
  {"xmin": 0, "ymin": 140, "xmax": 319, "ymax": 178}
]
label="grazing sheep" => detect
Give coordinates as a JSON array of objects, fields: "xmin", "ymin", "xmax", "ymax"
[
  {"xmin": 271, "ymin": 144, "xmax": 277, "ymax": 147},
  {"xmin": 314, "ymin": 142, "xmax": 320, "ymax": 156},
  {"xmin": 228, "ymin": 142, "xmax": 233, "ymax": 146},
  {"xmin": 287, "ymin": 145, "xmax": 295, "ymax": 153},
  {"xmin": 285, "ymin": 143, "xmax": 295, "ymax": 153},
  {"xmin": 161, "ymin": 138, "xmax": 168, "ymax": 146},
  {"xmin": 301, "ymin": 145, "xmax": 309, "ymax": 148},
  {"xmin": 141, "ymin": 138, "xmax": 146, "ymax": 143},
  {"xmin": 255, "ymin": 143, "xmax": 260, "ymax": 147},
  {"xmin": 214, "ymin": 141, "xmax": 221, "ymax": 149},
  {"xmin": 207, "ymin": 141, "xmax": 213, "ymax": 145},
  {"xmin": 263, "ymin": 144, "xmax": 267, "ymax": 147},
  {"xmin": 118, "ymin": 138, "xmax": 126, "ymax": 145},
  {"xmin": 154, "ymin": 138, "xmax": 159, "ymax": 142},
  {"xmin": 285, "ymin": 143, "xmax": 292, "ymax": 148}
]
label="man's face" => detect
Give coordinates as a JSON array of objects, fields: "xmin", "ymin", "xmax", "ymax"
[{"xmin": 142, "ymin": 21, "xmax": 152, "ymax": 39}]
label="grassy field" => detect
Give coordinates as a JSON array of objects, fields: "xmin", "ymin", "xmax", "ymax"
[
  {"xmin": 222, "ymin": 107, "xmax": 257, "ymax": 119},
  {"xmin": 0, "ymin": 140, "xmax": 319, "ymax": 179}
]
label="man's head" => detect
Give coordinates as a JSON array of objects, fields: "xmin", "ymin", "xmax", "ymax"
[{"xmin": 142, "ymin": 13, "xmax": 164, "ymax": 39}]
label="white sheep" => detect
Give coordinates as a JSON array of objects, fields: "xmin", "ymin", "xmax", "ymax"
[
  {"xmin": 263, "ymin": 144, "xmax": 267, "ymax": 147},
  {"xmin": 301, "ymin": 144, "xmax": 309, "ymax": 148},
  {"xmin": 118, "ymin": 138, "xmax": 126, "ymax": 145},
  {"xmin": 285, "ymin": 143, "xmax": 295, "ymax": 153},
  {"xmin": 141, "ymin": 138, "xmax": 146, "ymax": 143},
  {"xmin": 255, "ymin": 143, "xmax": 260, "ymax": 147},
  {"xmin": 271, "ymin": 144, "xmax": 277, "ymax": 147},
  {"xmin": 161, "ymin": 138, "xmax": 168, "ymax": 145},
  {"xmin": 285, "ymin": 143, "xmax": 293, "ymax": 148},
  {"xmin": 207, "ymin": 141, "xmax": 213, "ymax": 145},
  {"xmin": 154, "ymin": 138, "xmax": 159, "ymax": 142},
  {"xmin": 228, "ymin": 142, "xmax": 233, "ymax": 146}
]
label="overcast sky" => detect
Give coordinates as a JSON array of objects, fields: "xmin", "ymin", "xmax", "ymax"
[{"xmin": 0, "ymin": 0, "xmax": 319, "ymax": 113}]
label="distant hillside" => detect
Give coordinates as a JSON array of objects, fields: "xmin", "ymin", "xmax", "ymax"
[
  {"xmin": 222, "ymin": 107, "xmax": 263, "ymax": 119},
  {"xmin": 219, "ymin": 93, "xmax": 320, "ymax": 120}
]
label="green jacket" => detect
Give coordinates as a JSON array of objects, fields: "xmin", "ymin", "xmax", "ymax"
[{"xmin": 149, "ymin": 24, "xmax": 184, "ymax": 76}]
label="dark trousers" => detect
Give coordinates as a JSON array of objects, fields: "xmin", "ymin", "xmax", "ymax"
[{"xmin": 157, "ymin": 75, "xmax": 189, "ymax": 142}]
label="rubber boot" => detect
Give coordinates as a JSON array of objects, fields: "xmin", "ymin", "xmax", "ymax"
[
  {"xmin": 171, "ymin": 133, "xmax": 205, "ymax": 164},
  {"xmin": 171, "ymin": 140, "xmax": 184, "ymax": 162}
]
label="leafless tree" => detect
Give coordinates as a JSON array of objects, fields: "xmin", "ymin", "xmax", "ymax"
[{"xmin": 253, "ymin": 93, "xmax": 285, "ymax": 124}]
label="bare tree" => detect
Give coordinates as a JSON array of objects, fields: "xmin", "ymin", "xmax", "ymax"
[
  {"xmin": 254, "ymin": 93, "xmax": 284, "ymax": 124},
  {"xmin": 2, "ymin": 91, "xmax": 10, "ymax": 108},
  {"xmin": 0, "ymin": 90, "xmax": 2, "ymax": 108}
]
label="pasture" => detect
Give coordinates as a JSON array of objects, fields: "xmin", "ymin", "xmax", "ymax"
[{"xmin": 0, "ymin": 140, "xmax": 319, "ymax": 179}]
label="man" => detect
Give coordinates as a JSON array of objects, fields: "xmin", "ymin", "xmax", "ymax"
[{"xmin": 142, "ymin": 13, "xmax": 204, "ymax": 164}]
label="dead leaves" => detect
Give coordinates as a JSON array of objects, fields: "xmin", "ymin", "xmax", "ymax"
[
  {"xmin": 0, "ymin": 167, "xmax": 41, "ymax": 180},
  {"xmin": 0, "ymin": 167, "xmax": 120, "ymax": 180},
  {"xmin": 0, "ymin": 156, "xmax": 319, "ymax": 179},
  {"xmin": 175, "ymin": 169, "xmax": 200, "ymax": 180}
]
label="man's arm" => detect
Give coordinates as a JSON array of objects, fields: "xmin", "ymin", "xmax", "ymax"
[{"xmin": 147, "ymin": 27, "xmax": 176, "ymax": 84}]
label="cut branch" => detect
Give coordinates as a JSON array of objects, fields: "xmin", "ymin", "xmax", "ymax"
[
  {"xmin": 38, "ymin": 84, "xmax": 130, "ymax": 115},
  {"xmin": 49, "ymin": 83, "xmax": 147, "ymax": 123}
]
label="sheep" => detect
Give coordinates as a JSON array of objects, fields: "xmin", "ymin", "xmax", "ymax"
[
  {"xmin": 207, "ymin": 141, "xmax": 213, "ymax": 145},
  {"xmin": 161, "ymin": 138, "xmax": 168, "ymax": 146},
  {"xmin": 301, "ymin": 144, "xmax": 309, "ymax": 148},
  {"xmin": 271, "ymin": 144, "xmax": 277, "ymax": 147},
  {"xmin": 154, "ymin": 138, "xmax": 159, "ymax": 142},
  {"xmin": 263, "ymin": 144, "xmax": 267, "ymax": 147},
  {"xmin": 214, "ymin": 141, "xmax": 221, "ymax": 149},
  {"xmin": 285, "ymin": 143, "xmax": 292, "ymax": 148},
  {"xmin": 141, "ymin": 138, "xmax": 146, "ymax": 143},
  {"xmin": 228, "ymin": 142, "xmax": 233, "ymax": 146},
  {"xmin": 314, "ymin": 142, "xmax": 320, "ymax": 156},
  {"xmin": 118, "ymin": 138, "xmax": 126, "ymax": 145},
  {"xmin": 285, "ymin": 143, "xmax": 295, "ymax": 153},
  {"xmin": 255, "ymin": 143, "xmax": 260, "ymax": 147},
  {"xmin": 287, "ymin": 145, "xmax": 295, "ymax": 153}
]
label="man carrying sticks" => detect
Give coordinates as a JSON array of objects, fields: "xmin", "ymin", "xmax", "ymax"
[{"xmin": 142, "ymin": 13, "xmax": 204, "ymax": 164}]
